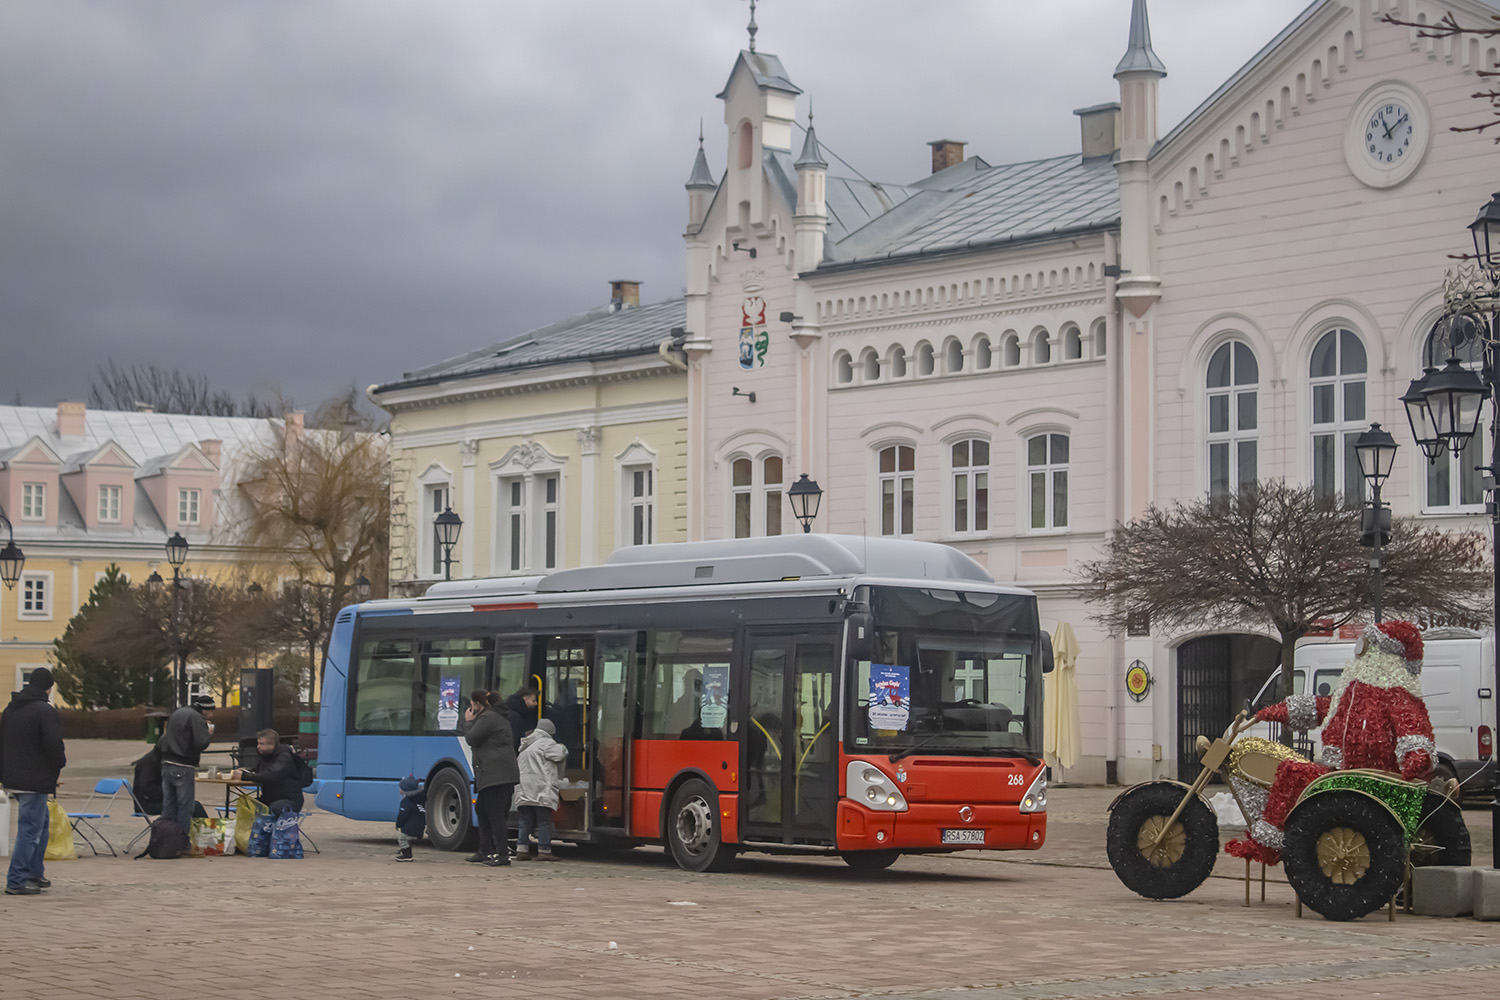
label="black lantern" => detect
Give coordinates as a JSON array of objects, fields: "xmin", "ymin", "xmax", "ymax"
[
  {"xmin": 434, "ymin": 506, "xmax": 462, "ymax": 580},
  {"xmin": 145, "ymin": 570, "xmax": 164, "ymax": 592},
  {"xmin": 165, "ymin": 531, "xmax": 190, "ymax": 569},
  {"xmin": 0, "ymin": 510, "xmax": 23, "ymax": 590},
  {"xmin": 1470, "ymin": 190, "xmax": 1500, "ymax": 270},
  {"xmin": 1353, "ymin": 423, "xmax": 1399, "ymax": 490},
  {"xmin": 1422, "ymin": 356, "xmax": 1487, "ymax": 457},
  {"xmin": 787, "ymin": 474, "xmax": 823, "ymax": 534},
  {"xmin": 354, "ymin": 574, "xmax": 371, "ymax": 603},
  {"xmin": 1401, "ymin": 367, "xmax": 1445, "ymax": 462},
  {"xmin": 246, "ymin": 581, "xmax": 263, "ymax": 595}
]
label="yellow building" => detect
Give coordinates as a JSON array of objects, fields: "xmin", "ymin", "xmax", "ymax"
[
  {"xmin": 371, "ymin": 282, "xmax": 687, "ymax": 589},
  {"xmin": 0, "ymin": 403, "xmax": 311, "ymax": 697}
]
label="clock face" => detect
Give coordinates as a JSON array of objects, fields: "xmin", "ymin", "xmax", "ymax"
[{"xmin": 1364, "ymin": 101, "xmax": 1414, "ymax": 166}]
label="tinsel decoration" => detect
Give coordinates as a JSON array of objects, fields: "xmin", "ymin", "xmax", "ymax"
[
  {"xmin": 1297, "ymin": 770, "xmax": 1427, "ymax": 839},
  {"xmin": 1263, "ymin": 759, "xmax": 1330, "ymax": 831}
]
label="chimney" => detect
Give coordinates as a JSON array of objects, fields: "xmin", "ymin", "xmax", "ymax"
[
  {"xmin": 284, "ymin": 411, "xmax": 305, "ymax": 444},
  {"xmin": 609, "ymin": 280, "xmax": 641, "ymax": 309},
  {"xmin": 199, "ymin": 439, "xmax": 222, "ymax": 468},
  {"xmin": 57, "ymin": 401, "xmax": 86, "ymax": 438},
  {"xmin": 1074, "ymin": 103, "xmax": 1121, "ymax": 159},
  {"xmin": 926, "ymin": 139, "xmax": 966, "ymax": 174}
]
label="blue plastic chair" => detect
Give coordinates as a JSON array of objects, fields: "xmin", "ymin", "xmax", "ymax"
[{"xmin": 67, "ymin": 778, "xmax": 129, "ymax": 856}]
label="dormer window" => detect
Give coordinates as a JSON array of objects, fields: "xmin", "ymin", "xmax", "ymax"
[
  {"xmin": 178, "ymin": 487, "xmax": 201, "ymax": 525},
  {"xmin": 99, "ymin": 484, "xmax": 122, "ymax": 523},
  {"xmin": 21, "ymin": 482, "xmax": 45, "ymax": 520}
]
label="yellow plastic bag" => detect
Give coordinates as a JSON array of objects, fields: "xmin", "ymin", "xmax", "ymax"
[
  {"xmin": 44, "ymin": 799, "xmax": 76, "ymax": 861},
  {"xmin": 233, "ymin": 793, "xmax": 266, "ymax": 856}
]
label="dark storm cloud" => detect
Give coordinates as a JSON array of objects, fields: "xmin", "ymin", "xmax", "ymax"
[{"xmin": 0, "ymin": 1, "xmax": 1309, "ymax": 410}]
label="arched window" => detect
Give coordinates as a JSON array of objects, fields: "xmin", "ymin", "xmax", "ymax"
[
  {"xmin": 878, "ymin": 445, "xmax": 915, "ymax": 536},
  {"xmin": 1063, "ymin": 325, "xmax": 1083, "ymax": 361},
  {"xmin": 950, "ymin": 439, "xmax": 989, "ymax": 534},
  {"xmin": 889, "ymin": 346, "xmax": 908, "ymax": 379},
  {"xmin": 1206, "ymin": 340, "xmax": 1259, "ymax": 498},
  {"xmin": 1423, "ymin": 323, "xmax": 1486, "ymax": 511},
  {"xmin": 1092, "ymin": 318, "xmax": 1107, "ymax": 358},
  {"xmin": 737, "ymin": 120, "xmax": 753, "ymax": 170},
  {"xmin": 834, "ymin": 351, "xmax": 853, "ymax": 384},
  {"xmin": 1032, "ymin": 328, "xmax": 1051, "ymax": 365},
  {"xmin": 1026, "ymin": 433, "xmax": 1068, "ymax": 530},
  {"xmin": 944, "ymin": 339, "xmax": 964, "ymax": 373},
  {"xmin": 1002, "ymin": 334, "xmax": 1021, "ymax": 368},
  {"xmin": 1309, "ymin": 329, "xmax": 1367, "ymax": 500},
  {"xmin": 732, "ymin": 454, "xmax": 784, "ymax": 538},
  {"xmin": 974, "ymin": 336, "xmax": 992, "ymax": 370},
  {"xmin": 916, "ymin": 343, "xmax": 935, "ymax": 376},
  {"xmin": 861, "ymin": 348, "xmax": 881, "ymax": 382}
]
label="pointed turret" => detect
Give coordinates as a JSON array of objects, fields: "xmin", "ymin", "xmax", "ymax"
[
  {"xmin": 794, "ymin": 113, "xmax": 826, "ymax": 170},
  {"xmin": 686, "ymin": 124, "xmax": 717, "ymax": 230},
  {"xmin": 1114, "ymin": 0, "xmax": 1166, "ymax": 78},
  {"xmin": 793, "ymin": 107, "xmax": 828, "ymax": 269}
]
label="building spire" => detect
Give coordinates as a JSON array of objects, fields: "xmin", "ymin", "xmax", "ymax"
[
  {"xmin": 686, "ymin": 121, "xmax": 717, "ymax": 189},
  {"xmin": 1114, "ymin": 0, "xmax": 1166, "ymax": 78},
  {"xmin": 795, "ymin": 101, "xmax": 826, "ymax": 169},
  {"xmin": 746, "ymin": 0, "xmax": 758, "ymax": 52}
]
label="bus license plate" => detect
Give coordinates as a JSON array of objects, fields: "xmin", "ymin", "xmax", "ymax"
[{"xmin": 941, "ymin": 829, "xmax": 985, "ymax": 845}]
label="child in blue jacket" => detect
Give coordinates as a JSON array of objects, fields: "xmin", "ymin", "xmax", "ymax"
[{"xmin": 395, "ymin": 775, "xmax": 426, "ymax": 862}]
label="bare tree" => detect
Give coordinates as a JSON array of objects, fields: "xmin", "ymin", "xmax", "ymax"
[
  {"xmin": 1382, "ymin": 10, "xmax": 1500, "ymax": 140},
  {"xmin": 1078, "ymin": 481, "xmax": 1491, "ymax": 706},
  {"xmin": 88, "ymin": 359, "xmax": 285, "ymax": 417}
]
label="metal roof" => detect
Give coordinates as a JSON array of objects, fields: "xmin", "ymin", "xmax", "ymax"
[
  {"xmin": 715, "ymin": 50, "xmax": 801, "ymax": 99},
  {"xmin": 375, "ymin": 297, "xmax": 686, "ymax": 394},
  {"xmin": 1115, "ymin": 0, "xmax": 1167, "ymax": 77}
]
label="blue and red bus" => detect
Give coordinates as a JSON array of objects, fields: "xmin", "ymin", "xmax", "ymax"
[{"xmin": 314, "ymin": 535, "xmax": 1051, "ymax": 871}]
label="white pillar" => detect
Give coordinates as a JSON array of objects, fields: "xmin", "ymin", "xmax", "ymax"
[
  {"xmin": 459, "ymin": 440, "xmax": 478, "ymax": 576},
  {"xmin": 577, "ymin": 426, "xmax": 600, "ymax": 565}
]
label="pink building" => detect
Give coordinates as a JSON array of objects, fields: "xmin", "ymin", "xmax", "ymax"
[{"xmin": 682, "ymin": 0, "xmax": 1500, "ymax": 782}]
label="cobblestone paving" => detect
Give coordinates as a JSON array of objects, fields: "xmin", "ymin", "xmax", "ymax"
[{"xmin": 4, "ymin": 743, "xmax": 1496, "ymax": 1000}]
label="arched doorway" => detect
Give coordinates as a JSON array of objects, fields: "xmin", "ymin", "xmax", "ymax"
[{"xmin": 1176, "ymin": 634, "xmax": 1281, "ymax": 781}]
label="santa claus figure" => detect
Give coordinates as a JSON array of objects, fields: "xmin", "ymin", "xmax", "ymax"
[{"xmin": 1227, "ymin": 619, "xmax": 1435, "ymax": 865}]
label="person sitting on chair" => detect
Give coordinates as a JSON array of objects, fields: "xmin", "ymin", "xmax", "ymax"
[{"xmin": 232, "ymin": 729, "xmax": 305, "ymax": 815}]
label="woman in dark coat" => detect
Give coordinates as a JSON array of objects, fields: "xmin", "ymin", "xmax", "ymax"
[{"xmin": 459, "ymin": 690, "xmax": 518, "ymax": 866}]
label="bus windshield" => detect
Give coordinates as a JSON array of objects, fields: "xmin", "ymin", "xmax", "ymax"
[{"xmin": 849, "ymin": 629, "xmax": 1038, "ymax": 755}]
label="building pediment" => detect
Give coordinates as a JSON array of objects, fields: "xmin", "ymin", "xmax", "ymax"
[
  {"xmin": 0, "ymin": 435, "xmax": 63, "ymax": 468},
  {"xmin": 61, "ymin": 439, "xmax": 137, "ymax": 475}
]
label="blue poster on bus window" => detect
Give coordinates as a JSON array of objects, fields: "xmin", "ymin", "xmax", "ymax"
[
  {"xmin": 868, "ymin": 664, "xmax": 910, "ymax": 731},
  {"xmin": 437, "ymin": 676, "xmax": 461, "ymax": 731}
]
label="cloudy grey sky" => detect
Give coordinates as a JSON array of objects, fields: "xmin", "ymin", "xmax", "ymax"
[{"xmin": 0, "ymin": 0, "xmax": 1313, "ymax": 411}]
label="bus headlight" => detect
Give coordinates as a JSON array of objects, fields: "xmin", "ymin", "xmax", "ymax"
[
  {"xmin": 1019, "ymin": 771, "xmax": 1048, "ymax": 813},
  {"xmin": 846, "ymin": 760, "xmax": 907, "ymax": 812}
]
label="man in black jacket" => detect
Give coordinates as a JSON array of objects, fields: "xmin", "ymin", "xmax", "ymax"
[
  {"xmin": 1, "ymin": 667, "xmax": 66, "ymax": 896},
  {"xmin": 232, "ymin": 729, "xmax": 304, "ymax": 814},
  {"xmin": 159, "ymin": 695, "xmax": 214, "ymax": 842}
]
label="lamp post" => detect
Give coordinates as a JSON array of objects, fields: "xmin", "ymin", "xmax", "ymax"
[
  {"xmin": 354, "ymin": 574, "xmax": 371, "ymax": 603},
  {"xmin": 434, "ymin": 507, "xmax": 462, "ymax": 581},
  {"xmin": 787, "ymin": 474, "xmax": 823, "ymax": 534},
  {"xmin": 0, "ymin": 510, "xmax": 24, "ymax": 590},
  {"xmin": 1353, "ymin": 423, "xmax": 1399, "ymax": 622},
  {"xmin": 1402, "ymin": 190, "xmax": 1500, "ymax": 867},
  {"xmin": 165, "ymin": 532, "xmax": 190, "ymax": 708}
]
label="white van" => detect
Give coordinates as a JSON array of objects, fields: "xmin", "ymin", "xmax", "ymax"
[{"xmin": 1248, "ymin": 627, "xmax": 1496, "ymax": 801}]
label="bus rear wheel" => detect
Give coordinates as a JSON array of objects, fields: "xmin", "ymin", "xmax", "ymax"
[
  {"xmin": 426, "ymin": 768, "xmax": 475, "ymax": 853},
  {"xmin": 841, "ymin": 849, "xmax": 900, "ymax": 872},
  {"xmin": 666, "ymin": 778, "xmax": 737, "ymax": 873}
]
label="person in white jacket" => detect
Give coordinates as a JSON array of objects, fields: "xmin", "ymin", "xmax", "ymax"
[{"xmin": 514, "ymin": 719, "xmax": 567, "ymax": 861}]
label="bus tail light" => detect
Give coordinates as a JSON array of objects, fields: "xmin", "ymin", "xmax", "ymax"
[
  {"xmin": 845, "ymin": 761, "xmax": 907, "ymax": 812},
  {"xmin": 1480, "ymin": 725, "xmax": 1493, "ymax": 761},
  {"xmin": 1019, "ymin": 771, "xmax": 1048, "ymax": 813}
]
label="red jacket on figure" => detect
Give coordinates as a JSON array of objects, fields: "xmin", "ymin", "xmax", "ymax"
[{"xmin": 1257, "ymin": 681, "xmax": 1433, "ymax": 781}]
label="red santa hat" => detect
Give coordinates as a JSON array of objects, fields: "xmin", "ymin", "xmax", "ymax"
[{"xmin": 1359, "ymin": 620, "xmax": 1423, "ymax": 671}]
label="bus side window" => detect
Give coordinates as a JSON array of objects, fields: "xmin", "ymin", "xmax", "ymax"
[
  {"xmin": 352, "ymin": 638, "xmax": 417, "ymax": 734},
  {"xmin": 494, "ymin": 640, "xmax": 530, "ymax": 706},
  {"xmin": 420, "ymin": 637, "xmax": 493, "ymax": 734},
  {"xmin": 645, "ymin": 632, "xmax": 733, "ymax": 740}
]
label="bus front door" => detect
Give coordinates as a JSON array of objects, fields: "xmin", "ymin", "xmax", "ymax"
[
  {"xmin": 591, "ymin": 631, "xmax": 638, "ymax": 834},
  {"xmin": 742, "ymin": 634, "xmax": 838, "ymax": 845}
]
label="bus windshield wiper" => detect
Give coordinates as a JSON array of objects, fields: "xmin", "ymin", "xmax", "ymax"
[
  {"xmin": 978, "ymin": 748, "xmax": 1042, "ymax": 766},
  {"xmin": 889, "ymin": 733, "xmax": 946, "ymax": 762}
]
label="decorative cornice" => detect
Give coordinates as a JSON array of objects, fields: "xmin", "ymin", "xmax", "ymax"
[
  {"xmin": 824, "ymin": 296, "xmax": 1110, "ymax": 337},
  {"xmin": 376, "ymin": 356, "xmax": 682, "ymax": 413},
  {"xmin": 390, "ymin": 399, "xmax": 687, "ymax": 452}
]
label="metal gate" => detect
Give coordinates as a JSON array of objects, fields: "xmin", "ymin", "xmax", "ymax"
[{"xmin": 1177, "ymin": 637, "xmax": 1232, "ymax": 782}]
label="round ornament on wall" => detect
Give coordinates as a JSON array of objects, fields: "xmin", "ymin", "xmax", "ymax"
[{"xmin": 1343, "ymin": 80, "xmax": 1430, "ymax": 189}]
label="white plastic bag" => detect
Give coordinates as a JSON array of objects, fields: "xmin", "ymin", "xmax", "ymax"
[{"xmin": 1210, "ymin": 791, "xmax": 1245, "ymax": 827}]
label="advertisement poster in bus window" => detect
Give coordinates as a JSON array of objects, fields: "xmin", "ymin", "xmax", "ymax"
[
  {"xmin": 437, "ymin": 676, "xmax": 461, "ymax": 731},
  {"xmin": 868, "ymin": 664, "xmax": 910, "ymax": 731},
  {"xmin": 699, "ymin": 664, "xmax": 729, "ymax": 730}
]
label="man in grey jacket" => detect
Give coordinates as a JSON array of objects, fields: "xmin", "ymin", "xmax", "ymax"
[{"xmin": 158, "ymin": 696, "xmax": 214, "ymax": 847}]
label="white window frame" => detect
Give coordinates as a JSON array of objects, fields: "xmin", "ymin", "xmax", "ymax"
[
  {"xmin": 19, "ymin": 571, "xmax": 53, "ymax": 620},
  {"xmin": 489, "ymin": 443, "xmax": 567, "ymax": 575},
  {"xmin": 98, "ymin": 483, "xmax": 122, "ymax": 523},
  {"xmin": 1023, "ymin": 431, "xmax": 1070, "ymax": 534},
  {"xmin": 1205, "ymin": 339, "xmax": 1260, "ymax": 500},
  {"xmin": 947, "ymin": 437, "xmax": 991, "ymax": 537},
  {"xmin": 1308, "ymin": 327, "xmax": 1369, "ymax": 502},
  {"xmin": 177, "ymin": 487, "xmax": 201, "ymax": 526},
  {"xmin": 615, "ymin": 441, "xmax": 659, "ymax": 549},
  {"xmin": 728, "ymin": 451, "xmax": 785, "ymax": 538},
  {"xmin": 876, "ymin": 443, "xmax": 917, "ymax": 538},
  {"xmin": 21, "ymin": 482, "xmax": 45, "ymax": 520},
  {"xmin": 416, "ymin": 467, "xmax": 453, "ymax": 581}
]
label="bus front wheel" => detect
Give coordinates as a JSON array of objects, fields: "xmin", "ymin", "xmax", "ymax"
[
  {"xmin": 666, "ymin": 778, "xmax": 737, "ymax": 873},
  {"xmin": 427, "ymin": 768, "xmax": 475, "ymax": 853}
]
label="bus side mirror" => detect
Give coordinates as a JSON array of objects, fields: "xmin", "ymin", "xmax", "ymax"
[
  {"xmin": 1041, "ymin": 632, "xmax": 1055, "ymax": 674},
  {"xmin": 846, "ymin": 610, "xmax": 875, "ymax": 661}
]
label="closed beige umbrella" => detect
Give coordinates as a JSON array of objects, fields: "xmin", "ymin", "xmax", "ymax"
[{"xmin": 1043, "ymin": 622, "xmax": 1082, "ymax": 772}]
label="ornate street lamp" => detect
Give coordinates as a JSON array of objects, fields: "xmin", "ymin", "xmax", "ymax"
[
  {"xmin": 1353, "ymin": 423, "xmax": 1398, "ymax": 623},
  {"xmin": 434, "ymin": 506, "xmax": 462, "ymax": 581},
  {"xmin": 0, "ymin": 509, "xmax": 23, "ymax": 590},
  {"xmin": 165, "ymin": 531, "xmax": 189, "ymax": 569},
  {"xmin": 1401, "ymin": 367, "xmax": 1445, "ymax": 462},
  {"xmin": 163, "ymin": 532, "xmax": 190, "ymax": 708},
  {"xmin": 1422, "ymin": 355, "xmax": 1487, "ymax": 457},
  {"xmin": 1469, "ymin": 190, "xmax": 1500, "ymax": 270},
  {"xmin": 145, "ymin": 570, "xmax": 164, "ymax": 592},
  {"xmin": 787, "ymin": 474, "xmax": 823, "ymax": 534},
  {"xmin": 354, "ymin": 574, "xmax": 371, "ymax": 603}
]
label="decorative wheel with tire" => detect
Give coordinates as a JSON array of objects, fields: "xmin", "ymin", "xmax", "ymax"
[
  {"xmin": 425, "ymin": 767, "xmax": 475, "ymax": 852},
  {"xmin": 1106, "ymin": 782, "xmax": 1219, "ymax": 900},
  {"xmin": 841, "ymin": 849, "xmax": 900, "ymax": 872},
  {"xmin": 1282, "ymin": 790, "xmax": 1406, "ymax": 921},
  {"xmin": 666, "ymin": 778, "xmax": 738, "ymax": 873}
]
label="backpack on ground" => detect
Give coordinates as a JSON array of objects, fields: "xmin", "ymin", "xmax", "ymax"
[
  {"xmin": 135, "ymin": 818, "xmax": 190, "ymax": 860},
  {"xmin": 292, "ymin": 752, "xmax": 315, "ymax": 789}
]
